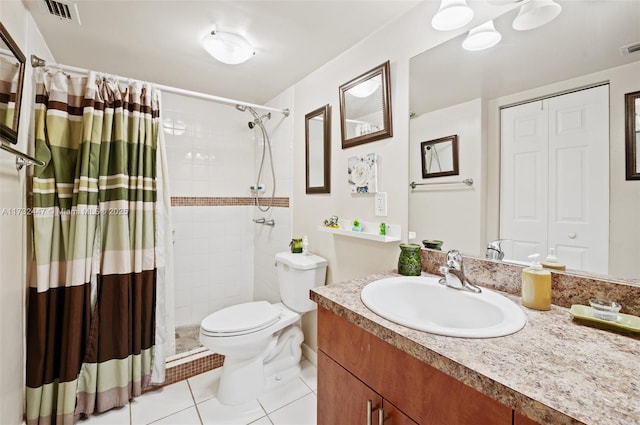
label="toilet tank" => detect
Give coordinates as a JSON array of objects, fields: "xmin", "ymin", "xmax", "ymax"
[{"xmin": 275, "ymin": 252, "xmax": 328, "ymax": 313}]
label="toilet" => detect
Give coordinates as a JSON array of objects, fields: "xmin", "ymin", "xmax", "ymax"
[{"xmin": 199, "ymin": 251, "xmax": 328, "ymax": 405}]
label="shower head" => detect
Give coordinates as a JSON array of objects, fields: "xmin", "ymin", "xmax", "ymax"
[{"xmin": 247, "ymin": 112, "xmax": 271, "ymax": 130}]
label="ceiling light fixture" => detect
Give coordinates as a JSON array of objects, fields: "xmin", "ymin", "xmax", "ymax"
[
  {"xmin": 201, "ymin": 29, "xmax": 255, "ymax": 65},
  {"xmin": 348, "ymin": 78, "xmax": 381, "ymax": 98},
  {"xmin": 431, "ymin": 0, "xmax": 474, "ymax": 31},
  {"xmin": 512, "ymin": 0, "xmax": 562, "ymax": 31},
  {"xmin": 485, "ymin": 0, "xmax": 525, "ymax": 5},
  {"xmin": 462, "ymin": 20, "xmax": 502, "ymax": 51}
]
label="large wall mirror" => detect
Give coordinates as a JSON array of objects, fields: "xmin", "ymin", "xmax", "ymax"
[
  {"xmin": 409, "ymin": 0, "xmax": 640, "ymax": 280},
  {"xmin": 626, "ymin": 91, "xmax": 640, "ymax": 180},
  {"xmin": 339, "ymin": 61, "xmax": 392, "ymax": 149},
  {"xmin": 305, "ymin": 104, "xmax": 331, "ymax": 194},
  {"xmin": 0, "ymin": 22, "xmax": 26, "ymax": 145}
]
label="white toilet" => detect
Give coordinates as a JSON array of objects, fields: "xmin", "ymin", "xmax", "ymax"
[{"xmin": 199, "ymin": 251, "xmax": 328, "ymax": 405}]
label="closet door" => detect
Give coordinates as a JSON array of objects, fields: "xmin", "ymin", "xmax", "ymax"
[
  {"xmin": 500, "ymin": 100, "xmax": 549, "ymax": 262},
  {"xmin": 547, "ymin": 85, "xmax": 609, "ymax": 273},
  {"xmin": 500, "ymin": 85, "xmax": 609, "ymax": 273}
]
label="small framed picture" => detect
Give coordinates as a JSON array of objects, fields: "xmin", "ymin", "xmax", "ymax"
[
  {"xmin": 348, "ymin": 153, "xmax": 378, "ymax": 193},
  {"xmin": 421, "ymin": 135, "xmax": 459, "ymax": 179}
]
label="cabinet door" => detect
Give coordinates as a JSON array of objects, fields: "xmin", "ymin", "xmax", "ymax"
[
  {"xmin": 514, "ymin": 412, "xmax": 540, "ymax": 425},
  {"xmin": 382, "ymin": 399, "xmax": 418, "ymax": 425},
  {"xmin": 318, "ymin": 351, "xmax": 382, "ymax": 425}
]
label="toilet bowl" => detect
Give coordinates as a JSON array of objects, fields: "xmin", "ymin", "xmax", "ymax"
[{"xmin": 199, "ymin": 252, "xmax": 327, "ymax": 405}]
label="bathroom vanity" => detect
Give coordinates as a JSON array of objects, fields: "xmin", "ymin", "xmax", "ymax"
[
  {"xmin": 317, "ymin": 306, "xmax": 514, "ymax": 424},
  {"xmin": 311, "ymin": 271, "xmax": 640, "ymax": 425}
]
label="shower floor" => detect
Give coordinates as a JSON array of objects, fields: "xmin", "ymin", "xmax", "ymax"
[{"xmin": 175, "ymin": 325, "xmax": 203, "ymax": 355}]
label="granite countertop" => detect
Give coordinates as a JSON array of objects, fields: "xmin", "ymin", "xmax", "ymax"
[{"xmin": 310, "ymin": 272, "xmax": 640, "ymax": 425}]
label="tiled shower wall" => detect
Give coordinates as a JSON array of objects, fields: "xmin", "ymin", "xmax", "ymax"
[{"xmin": 163, "ymin": 90, "xmax": 293, "ymax": 328}]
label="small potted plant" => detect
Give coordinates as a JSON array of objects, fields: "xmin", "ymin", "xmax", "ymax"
[
  {"xmin": 352, "ymin": 218, "xmax": 362, "ymax": 232},
  {"xmin": 290, "ymin": 238, "xmax": 303, "ymax": 253}
]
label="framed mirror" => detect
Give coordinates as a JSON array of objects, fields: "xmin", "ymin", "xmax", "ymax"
[
  {"xmin": 625, "ymin": 90, "xmax": 640, "ymax": 180},
  {"xmin": 339, "ymin": 61, "xmax": 392, "ymax": 149},
  {"xmin": 305, "ymin": 104, "xmax": 331, "ymax": 194},
  {"xmin": 409, "ymin": 0, "xmax": 640, "ymax": 278},
  {"xmin": 421, "ymin": 135, "xmax": 459, "ymax": 179},
  {"xmin": 0, "ymin": 22, "xmax": 26, "ymax": 145}
]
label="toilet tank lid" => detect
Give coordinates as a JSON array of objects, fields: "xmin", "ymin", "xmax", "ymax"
[{"xmin": 275, "ymin": 252, "xmax": 328, "ymax": 270}]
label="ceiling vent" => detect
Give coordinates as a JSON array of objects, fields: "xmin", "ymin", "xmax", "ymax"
[
  {"xmin": 42, "ymin": 0, "xmax": 81, "ymax": 24},
  {"xmin": 620, "ymin": 41, "xmax": 640, "ymax": 56}
]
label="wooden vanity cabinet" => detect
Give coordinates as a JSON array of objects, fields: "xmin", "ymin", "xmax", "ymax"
[{"xmin": 317, "ymin": 306, "xmax": 513, "ymax": 425}]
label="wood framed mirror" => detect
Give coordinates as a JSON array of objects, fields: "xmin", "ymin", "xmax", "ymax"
[
  {"xmin": 339, "ymin": 61, "xmax": 392, "ymax": 149},
  {"xmin": 625, "ymin": 90, "xmax": 640, "ymax": 180},
  {"xmin": 420, "ymin": 135, "xmax": 459, "ymax": 178},
  {"xmin": 305, "ymin": 104, "xmax": 331, "ymax": 194},
  {"xmin": 0, "ymin": 22, "xmax": 26, "ymax": 145}
]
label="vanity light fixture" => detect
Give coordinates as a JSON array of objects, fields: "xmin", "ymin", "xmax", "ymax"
[
  {"xmin": 431, "ymin": 0, "xmax": 474, "ymax": 31},
  {"xmin": 512, "ymin": 0, "xmax": 562, "ymax": 31},
  {"xmin": 201, "ymin": 29, "xmax": 255, "ymax": 65},
  {"xmin": 462, "ymin": 20, "xmax": 502, "ymax": 51}
]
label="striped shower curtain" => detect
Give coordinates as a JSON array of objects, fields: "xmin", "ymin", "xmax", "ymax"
[
  {"xmin": 0, "ymin": 55, "xmax": 21, "ymax": 129},
  {"xmin": 26, "ymin": 68, "xmax": 169, "ymax": 424}
]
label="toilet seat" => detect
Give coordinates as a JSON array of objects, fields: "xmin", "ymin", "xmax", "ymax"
[{"xmin": 201, "ymin": 301, "xmax": 282, "ymax": 337}]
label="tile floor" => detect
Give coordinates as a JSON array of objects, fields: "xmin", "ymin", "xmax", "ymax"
[{"xmin": 79, "ymin": 359, "xmax": 317, "ymax": 425}]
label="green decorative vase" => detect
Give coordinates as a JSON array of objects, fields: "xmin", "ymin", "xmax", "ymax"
[
  {"xmin": 398, "ymin": 243, "xmax": 422, "ymax": 276},
  {"xmin": 290, "ymin": 238, "xmax": 303, "ymax": 253}
]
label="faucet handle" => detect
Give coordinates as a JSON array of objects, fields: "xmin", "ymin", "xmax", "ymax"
[
  {"xmin": 486, "ymin": 239, "xmax": 505, "ymax": 260},
  {"xmin": 446, "ymin": 249, "xmax": 463, "ymax": 269}
]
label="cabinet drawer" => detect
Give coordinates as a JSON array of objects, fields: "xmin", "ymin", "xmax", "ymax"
[{"xmin": 318, "ymin": 307, "xmax": 511, "ymax": 425}]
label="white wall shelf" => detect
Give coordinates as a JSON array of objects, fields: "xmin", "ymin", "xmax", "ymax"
[{"xmin": 317, "ymin": 218, "xmax": 401, "ymax": 243}]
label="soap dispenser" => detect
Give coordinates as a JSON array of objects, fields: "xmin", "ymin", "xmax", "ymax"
[
  {"xmin": 541, "ymin": 248, "xmax": 566, "ymax": 271},
  {"xmin": 521, "ymin": 253, "xmax": 551, "ymax": 311}
]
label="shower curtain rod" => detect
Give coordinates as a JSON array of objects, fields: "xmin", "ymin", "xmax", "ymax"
[{"xmin": 30, "ymin": 55, "xmax": 290, "ymax": 117}]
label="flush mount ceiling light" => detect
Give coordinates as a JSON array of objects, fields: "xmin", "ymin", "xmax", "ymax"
[
  {"xmin": 348, "ymin": 78, "xmax": 381, "ymax": 98},
  {"xmin": 512, "ymin": 0, "xmax": 562, "ymax": 31},
  {"xmin": 485, "ymin": 0, "xmax": 525, "ymax": 5},
  {"xmin": 201, "ymin": 29, "xmax": 255, "ymax": 65},
  {"xmin": 462, "ymin": 20, "xmax": 502, "ymax": 51},
  {"xmin": 431, "ymin": 0, "xmax": 474, "ymax": 31}
]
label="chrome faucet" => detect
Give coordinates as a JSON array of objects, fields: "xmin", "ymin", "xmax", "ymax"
[
  {"xmin": 438, "ymin": 250, "xmax": 482, "ymax": 293},
  {"xmin": 486, "ymin": 239, "xmax": 504, "ymax": 261}
]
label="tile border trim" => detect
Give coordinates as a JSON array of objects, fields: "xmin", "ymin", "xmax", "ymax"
[{"xmin": 171, "ymin": 196, "xmax": 289, "ymax": 208}]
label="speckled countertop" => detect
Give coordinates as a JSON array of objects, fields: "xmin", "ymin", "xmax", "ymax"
[{"xmin": 310, "ymin": 272, "xmax": 640, "ymax": 425}]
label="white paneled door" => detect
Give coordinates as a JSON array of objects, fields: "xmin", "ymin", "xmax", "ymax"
[{"xmin": 500, "ymin": 85, "xmax": 609, "ymax": 274}]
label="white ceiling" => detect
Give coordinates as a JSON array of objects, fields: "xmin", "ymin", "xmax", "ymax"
[{"xmin": 23, "ymin": 0, "xmax": 422, "ymax": 106}]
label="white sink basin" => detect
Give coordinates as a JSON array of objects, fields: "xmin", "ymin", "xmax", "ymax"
[{"xmin": 360, "ymin": 276, "xmax": 527, "ymax": 338}]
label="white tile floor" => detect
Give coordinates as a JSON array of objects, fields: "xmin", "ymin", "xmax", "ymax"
[{"xmin": 79, "ymin": 359, "xmax": 317, "ymax": 425}]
